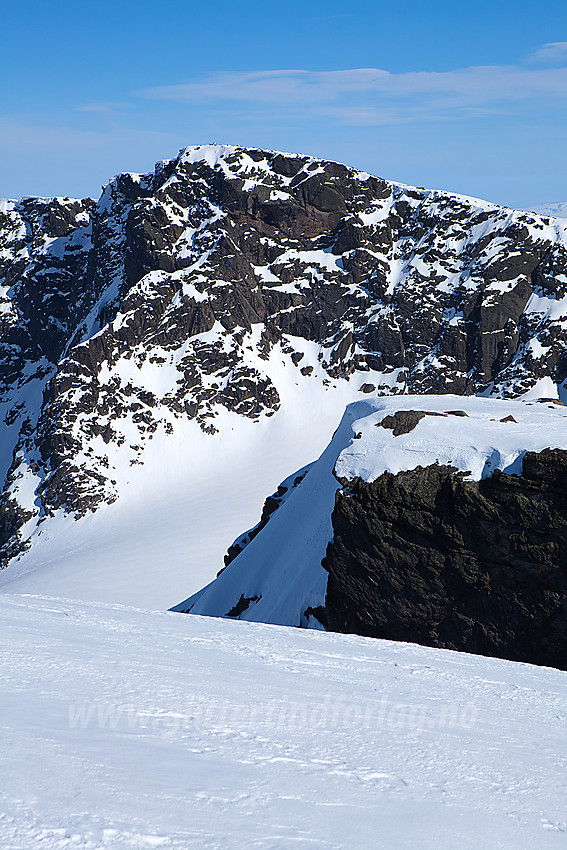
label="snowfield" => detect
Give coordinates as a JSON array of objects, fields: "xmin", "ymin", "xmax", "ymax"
[{"xmin": 1, "ymin": 593, "xmax": 567, "ymax": 849}]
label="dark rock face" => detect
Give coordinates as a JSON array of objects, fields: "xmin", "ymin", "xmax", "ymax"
[
  {"xmin": 2, "ymin": 144, "xmax": 567, "ymax": 566},
  {"xmin": 323, "ymin": 449, "xmax": 567, "ymax": 669}
]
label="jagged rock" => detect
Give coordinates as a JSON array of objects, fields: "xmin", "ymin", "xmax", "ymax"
[{"xmin": 323, "ymin": 449, "xmax": 567, "ymax": 669}]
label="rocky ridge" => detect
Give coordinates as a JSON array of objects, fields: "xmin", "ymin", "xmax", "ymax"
[{"xmin": 2, "ymin": 144, "xmax": 567, "ymax": 570}]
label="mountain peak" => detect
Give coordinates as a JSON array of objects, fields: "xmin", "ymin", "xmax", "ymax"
[{"xmin": 1, "ymin": 145, "xmax": 567, "ymax": 608}]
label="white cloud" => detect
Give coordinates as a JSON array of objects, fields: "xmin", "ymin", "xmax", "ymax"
[
  {"xmin": 139, "ymin": 63, "xmax": 567, "ymax": 126},
  {"xmin": 528, "ymin": 42, "xmax": 567, "ymax": 67},
  {"xmin": 142, "ymin": 70, "xmax": 386, "ymax": 104}
]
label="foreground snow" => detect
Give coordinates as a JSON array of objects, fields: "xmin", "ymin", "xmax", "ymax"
[
  {"xmin": 180, "ymin": 394, "xmax": 567, "ymax": 626},
  {"xmin": 1, "ymin": 594, "xmax": 566, "ymax": 849}
]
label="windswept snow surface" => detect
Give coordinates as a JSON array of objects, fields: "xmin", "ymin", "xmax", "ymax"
[
  {"xmin": 180, "ymin": 394, "xmax": 567, "ymax": 626},
  {"xmin": 2, "ymin": 594, "xmax": 567, "ymax": 850}
]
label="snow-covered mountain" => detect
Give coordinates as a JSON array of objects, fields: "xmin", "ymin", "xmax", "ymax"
[
  {"xmin": 2, "ymin": 144, "xmax": 567, "ymax": 611},
  {"xmin": 2, "ymin": 592, "xmax": 567, "ymax": 849},
  {"xmin": 4, "ymin": 149, "xmax": 567, "ymax": 850}
]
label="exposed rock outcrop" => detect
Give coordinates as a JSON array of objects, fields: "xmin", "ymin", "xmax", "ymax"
[{"xmin": 323, "ymin": 449, "xmax": 567, "ymax": 669}]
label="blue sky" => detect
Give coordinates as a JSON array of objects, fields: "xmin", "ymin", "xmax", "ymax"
[{"xmin": 2, "ymin": 0, "xmax": 567, "ymax": 207}]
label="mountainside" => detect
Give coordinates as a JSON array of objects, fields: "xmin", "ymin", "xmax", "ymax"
[{"xmin": 2, "ymin": 144, "xmax": 567, "ymax": 606}]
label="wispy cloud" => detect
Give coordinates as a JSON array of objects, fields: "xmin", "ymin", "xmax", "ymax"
[
  {"xmin": 528, "ymin": 42, "xmax": 567, "ymax": 67},
  {"xmin": 139, "ymin": 59, "xmax": 567, "ymax": 125}
]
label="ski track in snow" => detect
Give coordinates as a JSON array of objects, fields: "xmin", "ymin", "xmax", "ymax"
[{"xmin": 1, "ymin": 593, "xmax": 566, "ymax": 849}]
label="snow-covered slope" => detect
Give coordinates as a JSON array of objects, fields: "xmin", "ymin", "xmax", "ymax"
[
  {"xmin": 0, "ymin": 372, "xmax": 362, "ymax": 608},
  {"xmin": 177, "ymin": 394, "xmax": 567, "ymax": 627},
  {"xmin": 2, "ymin": 144, "xmax": 567, "ymax": 608},
  {"xmin": 2, "ymin": 593, "xmax": 566, "ymax": 849}
]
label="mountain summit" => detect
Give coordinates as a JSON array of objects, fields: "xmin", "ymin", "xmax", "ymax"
[{"xmin": 1, "ymin": 144, "xmax": 567, "ymax": 608}]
